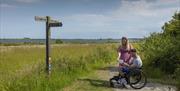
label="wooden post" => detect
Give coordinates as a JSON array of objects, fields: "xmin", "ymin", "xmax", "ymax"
[
  {"xmin": 35, "ymin": 16, "xmax": 62, "ymax": 76},
  {"xmin": 46, "ymin": 16, "xmax": 51, "ymax": 75}
]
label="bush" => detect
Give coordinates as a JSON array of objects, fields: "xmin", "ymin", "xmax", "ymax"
[
  {"xmin": 55, "ymin": 39, "xmax": 63, "ymax": 44},
  {"xmin": 140, "ymin": 11, "xmax": 180, "ymax": 77}
]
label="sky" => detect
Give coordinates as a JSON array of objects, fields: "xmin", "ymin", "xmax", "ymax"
[{"xmin": 0, "ymin": 0, "xmax": 180, "ymax": 39}]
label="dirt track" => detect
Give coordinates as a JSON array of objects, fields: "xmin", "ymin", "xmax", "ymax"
[
  {"xmin": 108, "ymin": 66, "xmax": 177, "ymax": 91},
  {"xmin": 113, "ymin": 83, "xmax": 176, "ymax": 91},
  {"xmin": 63, "ymin": 66, "xmax": 177, "ymax": 91}
]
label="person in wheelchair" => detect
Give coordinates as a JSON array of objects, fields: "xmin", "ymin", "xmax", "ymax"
[
  {"xmin": 118, "ymin": 49, "xmax": 142, "ymax": 76},
  {"xmin": 110, "ymin": 48, "xmax": 145, "ymax": 88},
  {"xmin": 129, "ymin": 49, "xmax": 142, "ymax": 69}
]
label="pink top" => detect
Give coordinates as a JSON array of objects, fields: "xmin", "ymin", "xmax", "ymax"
[{"xmin": 118, "ymin": 46, "xmax": 132, "ymax": 64}]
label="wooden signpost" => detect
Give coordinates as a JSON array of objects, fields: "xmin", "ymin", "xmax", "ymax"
[{"xmin": 35, "ymin": 16, "xmax": 62, "ymax": 75}]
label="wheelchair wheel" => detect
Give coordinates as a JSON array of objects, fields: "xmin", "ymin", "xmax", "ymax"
[
  {"xmin": 109, "ymin": 76, "xmax": 119, "ymax": 87},
  {"xmin": 129, "ymin": 70, "xmax": 147, "ymax": 89}
]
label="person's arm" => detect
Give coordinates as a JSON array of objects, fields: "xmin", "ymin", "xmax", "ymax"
[
  {"xmin": 129, "ymin": 64, "xmax": 136, "ymax": 68},
  {"xmin": 130, "ymin": 44, "xmax": 134, "ymax": 49},
  {"xmin": 128, "ymin": 57, "xmax": 133, "ymax": 65},
  {"xmin": 117, "ymin": 46, "xmax": 121, "ymax": 60},
  {"xmin": 117, "ymin": 52, "xmax": 121, "ymax": 60},
  {"xmin": 129, "ymin": 58, "xmax": 142, "ymax": 68},
  {"xmin": 119, "ymin": 59, "xmax": 130, "ymax": 67},
  {"xmin": 123, "ymin": 62, "xmax": 130, "ymax": 67}
]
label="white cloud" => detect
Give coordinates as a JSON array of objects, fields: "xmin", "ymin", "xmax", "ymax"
[
  {"xmin": 65, "ymin": 14, "xmax": 113, "ymax": 27},
  {"xmin": 0, "ymin": 3, "xmax": 16, "ymax": 8},
  {"xmin": 0, "ymin": 0, "xmax": 41, "ymax": 8},
  {"xmin": 15, "ymin": 0, "xmax": 41, "ymax": 3},
  {"xmin": 63, "ymin": 0, "xmax": 179, "ymax": 38},
  {"xmin": 113, "ymin": 0, "xmax": 157, "ymax": 17},
  {"xmin": 114, "ymin": 0, "xmax": 179, "ymax": 17},
  {"xmin": 66, "ymin": 0, "xmax": 179, "ymax": 24}
]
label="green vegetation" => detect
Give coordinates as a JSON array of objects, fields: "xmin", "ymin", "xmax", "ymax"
[
  {"xmin": 55, "ymin": 39, "xmax": 63, "ymax": 44},
  {"xmin": 0, "ymin": 38, "xmax": 142, "ymax": 45},
  {"xmin": 138, "ymin": 11, "xmax": 180, "ymax": 89},
  {"xmin": 0, "ymin": 44, "xmax": 117, "ymax": 91}
]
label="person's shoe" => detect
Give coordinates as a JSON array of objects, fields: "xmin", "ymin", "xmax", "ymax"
[{"xmin": 122, "ymin": 84, "xmax": 127, "ymax": 88}]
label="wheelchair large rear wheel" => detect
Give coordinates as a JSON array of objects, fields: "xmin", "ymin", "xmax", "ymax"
[{"xmin": 129, "ymin": 70, "xmax": 147, "ymax": 89}]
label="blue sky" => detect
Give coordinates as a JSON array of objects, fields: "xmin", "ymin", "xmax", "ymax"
[{"xmin": 0, "ymin": 0, "xmax": 180, "ymax": 39}]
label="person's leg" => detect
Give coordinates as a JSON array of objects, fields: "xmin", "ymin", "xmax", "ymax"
[
  {"xmin": 122, "ymin": 67, "xmax": 130, "ymax": 74},
  {"xmin": 118, "ymin": 65, "xmax": 127, "ymax": 77}
]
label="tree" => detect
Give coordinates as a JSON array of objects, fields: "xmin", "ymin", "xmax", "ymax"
[
  {"xmin": 162, "ymin": 11, "xmax": 180, "ymax": 37},
  {"xmin": 55, "ymin": 39, "xmax": 63, "ymax": 44},
  {"xmin": 141, "ymin": 11, "xmax": 180, "ymax": 74}
]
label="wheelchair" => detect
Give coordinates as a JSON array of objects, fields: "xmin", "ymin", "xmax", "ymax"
[{"xmin": 110, "ymin": 67, "xmax": 147, "ymax": 89}]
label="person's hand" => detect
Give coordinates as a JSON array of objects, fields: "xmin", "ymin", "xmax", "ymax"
[
  {"xmin": 123, "ymin": 62, "xmax": 130, "ymax": 67},
  {"xmin": 119, "ymin": 59, "xmax": 124, "ymax": 64}
]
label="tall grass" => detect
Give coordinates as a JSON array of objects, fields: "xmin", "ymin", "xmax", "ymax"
[{"xmin": 0, "ymin": 44, "xmax": 117, "ymax": 91}]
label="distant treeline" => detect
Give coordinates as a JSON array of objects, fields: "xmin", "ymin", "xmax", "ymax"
[{"xmin": 0, "ymin": 38, "xmax": 143, "ymax": 45}]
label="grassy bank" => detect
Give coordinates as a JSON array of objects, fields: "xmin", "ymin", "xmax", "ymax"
[{"xmin": 0, "ymin": 44, "xmax": 117, "ymax": 91}]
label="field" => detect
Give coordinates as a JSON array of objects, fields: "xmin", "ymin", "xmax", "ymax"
[
  {"xmin": 0, "ymin": 42, "xmax": 179, "ymax": 91},
  {"xmin": 0, "ymin": 44, "xmax": 117, "ymax": 91}
]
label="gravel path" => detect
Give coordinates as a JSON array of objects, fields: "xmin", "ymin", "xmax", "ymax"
[
  {"xmin": 63, "ymin": 66, "xmax": 177, "ymax": 91},
  {"xmin": 107, "ymin": 66, "xmax": 177, "ymax": 91}
]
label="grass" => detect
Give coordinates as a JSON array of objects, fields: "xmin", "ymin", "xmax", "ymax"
[
  {"xmin": 62, "ymin": 67, "xmax": 114, "ymax": 91},
  {"xmin": 0, "ymin": 43, "xmax": 179, "ymax": 91},
  {"xmin": 0, "ymin": 44, "xmax": 117, "ymax": 91}
]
